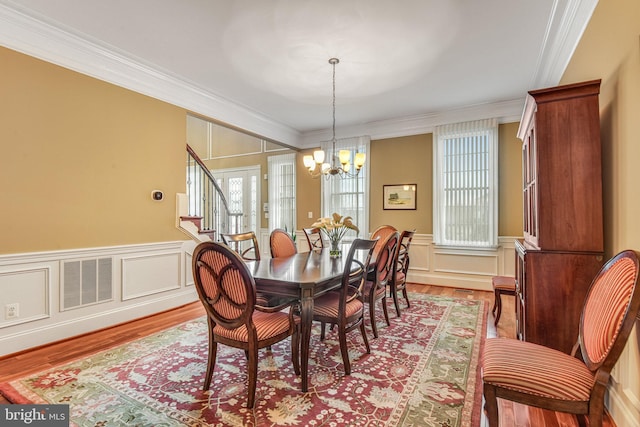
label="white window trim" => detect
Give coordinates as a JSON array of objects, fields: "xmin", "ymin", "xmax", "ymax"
[{"xmin": 433, "ymin": 118, "xmax": 498, "ymax": 248}]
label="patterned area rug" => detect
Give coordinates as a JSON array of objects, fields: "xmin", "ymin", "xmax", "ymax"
[{"xmin": 0, "ymin": 294, "xmax": 486, "ymax": 426}]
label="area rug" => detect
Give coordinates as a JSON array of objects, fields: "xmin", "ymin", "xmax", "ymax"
[{"xmin": 0, "ymin": 294, "xmax": 486, "ymax": 426}]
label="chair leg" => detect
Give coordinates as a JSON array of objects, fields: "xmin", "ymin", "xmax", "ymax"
[
  {"xmin": 204, "ymin": 323, "xmax": 216, "ymax": 390},
  {"xmin": 381, "ymin": 295, "xmax": 390, "ymax": 326},
  {"xmin": 391, "ymin": 284, "xmax": 402, "ymax": 317},
  {"xmin": 483, "ymin": 383, "xmax": 499, "ymax": 427},
  {"xmin": 247, "ymin": 348, "xmax": 258, "ymax": 408},
  {"xmin": 369, "ymin": 302, "xmax": 379, "ymax": 339},
  {"xmin": 492, "ymin": 289, "xmax": 499, "ymax": 315},
  {"xmin": 320, "ymin": 322, "xmax": 326, "ymax": 340},
  {"xmin": 359, "ymin": 319, "xmax": 371, "ymax": 354},
  {"xmin": 494, "ymin": 292, "xmax": 503, "ymax": 327},
  {"xmin": 291, "ymin": 328, "xmax": 300, "ymax": 376},
  {"xmin": 338, "ymin": 324, "xmax": 351, "ymax": 375},
  {"xmin": 402, "ymin": 286, "xmax": 410, "ymax": 309}
]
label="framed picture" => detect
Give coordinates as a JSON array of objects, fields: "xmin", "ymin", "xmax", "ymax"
[{"xmin": 383, "ymin": 184, "xmax": 417, "ymax": 210}]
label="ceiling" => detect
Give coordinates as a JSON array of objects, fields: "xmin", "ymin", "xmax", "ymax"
[{"xmin": 0, "ymin": 0, "xmax": 598, "ymax": 148}]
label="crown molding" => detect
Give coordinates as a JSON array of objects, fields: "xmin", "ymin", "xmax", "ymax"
[
  {"xmin": 0, "ymin": 1, "xmax": 301, "ymax": 147},
  {"xmin": 0, "ymin": 0, "xmax": 595, "ymax": 150},
  {"xmin": 299, "ymin": 98, "xmax": 524, "ymax": 148},
  {"xmin": 529, "ymin": 0, "xmax": 599, "ymax": 88}
]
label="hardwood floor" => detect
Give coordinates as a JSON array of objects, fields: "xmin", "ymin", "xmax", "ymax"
[{"xmin": 0, "ymin": 283, "xmax": 614, "ymax": 426}]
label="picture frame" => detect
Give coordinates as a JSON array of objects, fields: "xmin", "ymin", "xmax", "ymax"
[{"xmin": 383, "ymin": 184, "xmax": 417, "ymax": 210}]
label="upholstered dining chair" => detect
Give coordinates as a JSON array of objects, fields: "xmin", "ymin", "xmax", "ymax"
[
  {"xmin": 192, "ymin": 241, "xmax": 300, "ymax": 409},
  {"xmin": 364, "ymin": 231, "xmax": 399, "ymax": 338},
  {"xmin": 312, "ymin": 238, "xmax": 377, "ymax": 375},
  {"xmin": 482, "ymin": 249, "xmax": 640, "ymax": 427},
  {"xmin": 369, "ymin": 224, "xmax": 398, "ymax": 260},
  {"xmin": 303, "ymin": 227, "xmax": 324, "ymax": 251},
  {"xmin": 389, "ymin": 229, "xmax": 415, "ymax": 317},
  {"xmin": 221, "ymin": 231, "xmax": 261, "ymax": 261},
  {"xmin": 269, "ymin": 228, "xmax": 298, "ymax": 258}
]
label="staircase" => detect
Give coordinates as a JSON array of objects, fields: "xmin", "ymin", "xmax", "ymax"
[{"xmin": 178, "ymin": 145, "xmax": 239, "ymax": 242}]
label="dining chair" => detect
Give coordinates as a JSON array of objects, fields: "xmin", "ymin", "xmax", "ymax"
[
  {"xmin": 390, "ymin": 229, "xmax": 415, "ymax": 317},
  {"xmin": 221, "ymin": 231, "xmax": 261, "ymax": 261},
  {"xmin": 482, "ymin": 249, "xmax": 640, "ymax": 427},
  {"xmin": 269, "ymin": 228, "xmax": 298, "ymax": 258},
  {"xmin": 192, "ymin": 241, "xmax": 300, "ymax": 409},
  {"xmin": 312, "ymin": 238, "xmax": 377, "ymax": 375},
  {"xmin": 303, "ymin": 227, "xmax": 325, "ymax": 251},
  {"xmin": 369, "ymin": 224, "xmax": 398, "ymax": 260},
  {"xmin": 364, "ymin": 231, "xmax": 399, "ymax": 338}
]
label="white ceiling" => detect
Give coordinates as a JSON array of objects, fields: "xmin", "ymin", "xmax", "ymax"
[{"xmin": 0, "ymin": 0, "xmax": 598, "ymax": 148}]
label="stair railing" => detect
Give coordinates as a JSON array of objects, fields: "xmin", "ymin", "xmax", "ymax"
[{"xmin": 186, "ymin": 144, "xmax": 240, "ymax": 239}]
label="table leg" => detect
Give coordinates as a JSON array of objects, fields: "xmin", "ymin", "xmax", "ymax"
[{"xmin": 299, "ymin": 290, "xmax": 313, "ymax": 392}]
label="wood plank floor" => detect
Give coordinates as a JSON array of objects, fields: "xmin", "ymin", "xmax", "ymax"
[{"xmin": 0, "ymin": 283, "xmax": 614, "ymax": 426}]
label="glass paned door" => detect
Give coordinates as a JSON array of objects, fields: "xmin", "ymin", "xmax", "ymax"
[{"xmin": 214, "ymin": 167, "xmax": 260, "ymax": 236}]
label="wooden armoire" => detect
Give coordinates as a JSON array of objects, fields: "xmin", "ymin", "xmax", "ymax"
[{"xmin": 515, "ymin": 80, "xmax": 604, "ymax": 354}]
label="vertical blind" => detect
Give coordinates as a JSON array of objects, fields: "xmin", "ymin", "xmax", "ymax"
[
  {"xmin": 321, "ymin": 136, "xmax": 370, "ymax": 239},
  {"xmin": 433, "ymin": 119, "xmax": 498, "ymax": 247},
  {"xmin": 268, "ymin": 153, "xmax": 296, "ymax": 231}
]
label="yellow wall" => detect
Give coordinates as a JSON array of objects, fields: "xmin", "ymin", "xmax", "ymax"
[
  {"xmin": 560, "ymin": 0, "xmax": 640, "ymax": 256},
  {"xmin": 295, "ymin": 125, "xmax": 523, "ymax": 237},
  {"xmin": 0, "ymin": 46, "xmax": 187, "ymax": 254},
  {"xmin": 1, "ymin": 42, "xmax": 523, "ymax": 255},
  {"xmin": 369, "ymin": 134, "xmax": 433, "ymax": 234}
]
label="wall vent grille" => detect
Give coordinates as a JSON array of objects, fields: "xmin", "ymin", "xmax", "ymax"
[{"xmin": 62, "ymin": 258, "xmax": 113, "ymax": 310}]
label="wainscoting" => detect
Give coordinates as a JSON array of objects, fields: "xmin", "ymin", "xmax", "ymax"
[
  {"xmin": 0, "ymin": 240, "xmax": 200, "ymax": 357},
  {"xmin": 284, "ymin": 231, "xmax": 519, "ymax": 291}
]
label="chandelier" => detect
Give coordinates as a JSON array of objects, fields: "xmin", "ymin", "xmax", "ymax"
[{"xmin": 303, "ymin": 58, "xmax": 366, "ymax": 178}]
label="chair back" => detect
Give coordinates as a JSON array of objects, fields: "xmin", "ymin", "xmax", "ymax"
[
  {"xmin": 221, "ymin": 231, "xmax": 261, "ymax": 261},
  {"xmin": 340, "ymin": 238, "xmax": 377, "ymax": 310},
  {"xmin": 303, "ymin": 227, "xmax": 325, "ymax": 250},
  {"xmin": 579, "ymin": 250, "xmax": 640, "ymax": 372},
  {"xmin": 270, "ymin": 228, "xmax": 298, "ymax": 258},
  {"xmin": 375, "ymin": 231, "xmax": 400, "ymax": 289},
  {"xmin": 370, "ymin": 225, "xmax": 397, "ymax": 258},
  {"xmin": 395, "ymin": 230, "xmax": 415, "ymax": 280},
  {"xmin": 192, "ymin": 241, "xmax": 256, "ymax": 330}
]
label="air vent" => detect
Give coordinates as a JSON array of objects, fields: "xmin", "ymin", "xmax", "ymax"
[{"xmin": 62, "ymin": 257, "xmax": 113, "ymax": 310}]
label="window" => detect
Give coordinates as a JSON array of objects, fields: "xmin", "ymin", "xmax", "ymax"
[
  {"xmin": 268, "ymin": 153, "xmax": 296, "ymax": 231},
  {"xmin": 321, "ymin": 136, "xmax": 370, "ymax": 240},
  {"xmin": 433, "ymin": 118, "xmax": 498, "ymax": 248}
]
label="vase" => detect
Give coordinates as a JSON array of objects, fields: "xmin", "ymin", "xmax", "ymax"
[{"xmin": 329, "ymin": 239, "xmax": 342, "ymax": 258}]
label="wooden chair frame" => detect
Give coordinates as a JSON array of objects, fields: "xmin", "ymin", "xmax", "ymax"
[
  {"xmin": 482, "ymin": 250, "xmax": 640, "ymax": 427},
  {"xmin": 303, "ymin": 227, "xmax": 325, "ymax": 251},
  {"xmin": 312, "ymin": 238, "xmax": 377, "ymax": 375},
  {"xmin": 390, "ymin": 229, "xmax": 415, "ymax": 317},
  {"xmin": 221, "ymin": 231, "xmax": 261, "ymax": 261},
  {"xmin": 365, "ymin": 231, "xmax": 399, "ymax": 338},
  {"xmin": 192, "ymin": 241, "xmax": 300, "ymax": 408}
]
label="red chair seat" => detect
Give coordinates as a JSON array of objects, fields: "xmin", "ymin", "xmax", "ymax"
[{"xmin": 313, "ymin": 292, "xmax": 364, "ymax": 318}]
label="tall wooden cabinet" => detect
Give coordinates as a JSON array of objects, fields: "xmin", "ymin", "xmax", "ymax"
[{"xmin": 515, "ymin": 80, "xmax": 604, "ymax": 354}]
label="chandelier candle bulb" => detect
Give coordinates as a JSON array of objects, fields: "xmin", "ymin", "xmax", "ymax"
[{"xmin": 303, "ymin": 58, "xmax": 366, "ymax": 179}]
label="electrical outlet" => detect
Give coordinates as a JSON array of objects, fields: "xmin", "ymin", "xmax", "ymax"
[{"xmin": 5, "ymin": 303, "xmax": 19, "ymax": 320}]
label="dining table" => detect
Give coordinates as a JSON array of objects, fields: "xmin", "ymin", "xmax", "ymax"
[{"xmin": 246, "ymin": 246, "xmax": 369, "ymax": 392}]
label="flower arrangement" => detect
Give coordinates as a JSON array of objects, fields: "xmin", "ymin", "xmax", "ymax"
[{"xmin": 311, "ymin": 213, "xmax": 359, "ymax": 257}]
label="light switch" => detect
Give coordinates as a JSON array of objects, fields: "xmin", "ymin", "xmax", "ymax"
[{"xmin": 308, "ymin": 212, "xmax": 313, "ymax": 219}]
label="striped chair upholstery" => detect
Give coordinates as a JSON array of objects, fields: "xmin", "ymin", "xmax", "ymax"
[
  {"xmin": 363, "ymin": 231, "xmax": 399, "ymax": 338},
  {"xmin": 482, "ymin": 250, "xmax": 640, "ymax": 427},
  {"xmin": 312, "ymin": 238, "xmax": 377, "ymax": 375},
  {"xmin": 269, "ymin": 228, "xmax": 298, "ymax": 258},
  {"xmin": 192, "ymin": 241, "xmax": 300, "ymax": 409}
]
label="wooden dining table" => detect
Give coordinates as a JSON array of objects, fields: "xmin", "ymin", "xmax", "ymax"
[{"xmin": 246, "ymin": 247, "xmax": 359, "ymax": 392}]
